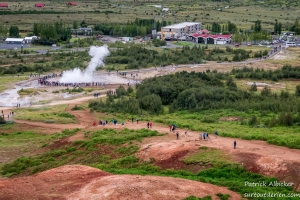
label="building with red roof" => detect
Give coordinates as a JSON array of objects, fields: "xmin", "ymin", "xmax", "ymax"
[
  {"xmin": 66, "ymin": 2, "xmax": 77, "ymax": 6},
  {"xmin": 35, "ymin": 3, "xmax": 45, "ymax": 7},
  {"xmin": 195, "ymin": 29, "xmax": 210, "ymax": 34},
  {"xmin": 191, "ymin": 33, "xmax": 232, "ymax": 45},
  {"xmin": 0, "ymin": 3, "xmax": 8, "ymax": 7}
]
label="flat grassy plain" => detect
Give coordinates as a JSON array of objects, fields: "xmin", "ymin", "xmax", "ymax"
[
  {"xmin": 14, "ymin": 104, "xmax": 76, "ymax": 124},
  {"xmin": 1, "ymin": 0, "xmax": 299, "ymax": 31}
]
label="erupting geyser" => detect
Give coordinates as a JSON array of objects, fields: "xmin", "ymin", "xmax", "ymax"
[{"xmin": 59, "ymin": 45, "xmax": 110, "ymax": 83}]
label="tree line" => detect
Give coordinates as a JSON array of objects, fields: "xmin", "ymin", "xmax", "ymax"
[
  {"xmin": 0, "ymin": 51, "xmax": 88, "ymax": 75},
  {"xmin": 94, "ymin": 18, "xmax": 169, "ymax": 37},
  {"xmin": 105, "ymin": 45, "xmax": 256, "ymax": 69},
  {"xmin": 90, "ymin": 70, "xmax": 300, "ymax": 127},
  {"xmin": 232, "ymin": 65, "xmax": 300, "ymax": 81},
  {"xmin": 32, "ymin": 21, "xmax": 72, "ymax": 45}
]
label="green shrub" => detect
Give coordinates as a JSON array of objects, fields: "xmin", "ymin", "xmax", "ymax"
[
  {"xmin": 57, "ymin": 112, "xmax": 74, "ymax": 118},
  {"xmin": 71, "ymin": 105, "xmax": 84, "ymax": 110}
]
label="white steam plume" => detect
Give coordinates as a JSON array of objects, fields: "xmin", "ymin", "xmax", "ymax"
[{"xmin": 60, "ymin": 45, "xmax": 110, "ymax": 83}]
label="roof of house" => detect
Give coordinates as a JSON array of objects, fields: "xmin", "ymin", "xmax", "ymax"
[
  {"xmin": 192, "ymin": 34, "xmax": 232, "ymax": 39},
  {"xmin": 67, "ymin": 2, "xmax": 76, "ymax": 5},
  {"xmin": 5, "ymin": 38, "xmax": 25, "ymax": 42},
  {"xmin": 25, "ymin": 36, "xmax": 37, "ymax": 40},
  {"xmin": 163, "ymin": 22, "xmax": 201, "ymax": 29},
  {"xmin": 35, "ymin": 3, "xmax": 45, "ymax": 7},
  {"xmin": 0, "ymin": 3, "xmax": 8, "ymax": 7},
  {"xmin": 78, "ymin": 28, "xmax": 92, "ymax": 31}
]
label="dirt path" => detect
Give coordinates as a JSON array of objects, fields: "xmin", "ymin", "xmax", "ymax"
[
  {"xmin": 10, "ymin": 115, "xmax": 300, "ymax": 191},
  {"xmin": 7, "ymin": 107, "xmax": 300, "ymax": 166},
  {"xmin": 12, "ymin": 119, "xmax": 85, "ymax": 130}
]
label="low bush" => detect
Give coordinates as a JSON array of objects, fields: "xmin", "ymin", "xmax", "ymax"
[{"xmin": 71, "ymin": 105, "xmax": 84, "ymax": 111}]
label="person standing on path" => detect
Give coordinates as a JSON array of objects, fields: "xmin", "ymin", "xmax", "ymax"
[
  {"xmin": 169, "ymin": 125, "xmax": 172, "ymax": 132},
  {"xmin": 132, "ymin": 117, "xmax": 134, "ymax": 124},
  {"xmin": 184, "ymin": 129, "xmax": 188, "ymax": 137},
  {"xmin": 147, "ymin": 122, "xmax": 150, "ymax": 128},
  {"xmin": 149, "ymin": 121, "xmax": 152, "ymax": 128},
  {"xmin": 234, "ymin": 141, "xmax": 237, "ymax": 149},
  {"xmin": 136, "ymin": 118, "xmax": 139, "ymax": 124},
  {"xmin": 176, "ymin": 131, "xmax": 179, "ymax": 139},
  {"xmin": 215, "ymin": 131, "xmax": 218, "ymax": 138}
]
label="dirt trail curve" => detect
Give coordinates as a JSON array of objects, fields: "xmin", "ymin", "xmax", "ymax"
[{"xmin": 0, "ymin": 165, "xmax": 241, "ymax": 200}]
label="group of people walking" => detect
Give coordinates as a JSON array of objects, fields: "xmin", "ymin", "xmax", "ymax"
[
  {"xmin": 93, "ymin": 119, "xmax": 120, "ymax": 126},
  {"xmin": 171, "ymin": 127, "xmax": 237, "ymax": 149},
  {"xmin": 93, "ymin": 92, "xmax": 101, "ymax": 97},
  {"xmin": 38, "ymin": 72, "xmax": 107, "ymax": 87},
  {"xmin": 1, "ymin": 110, "xmax": 14, "ymax": 120},
  {"xmin": 147, "ymin": 121, "xmax": 153, "ymax": 128}
]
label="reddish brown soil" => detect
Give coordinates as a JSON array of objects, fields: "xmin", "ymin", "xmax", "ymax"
[
  {"xmin": 68, "ymin": 173, "xmax": 241, "ymax": 200},
  {"xmin": 0, "ymin": 165, "xmax": 110, "ymax": 200},
  {"xmin": 0, "ymin": 165, "xmax": 241, "ymax": 200}
]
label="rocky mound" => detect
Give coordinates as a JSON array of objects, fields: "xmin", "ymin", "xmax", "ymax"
[
  {"xmin": 0, "ymin": 165, "xmax": 110, "ymax": 200},
  {"xmin": 0, "ymin": 165, "xmax": 241, "ymax": 200}
]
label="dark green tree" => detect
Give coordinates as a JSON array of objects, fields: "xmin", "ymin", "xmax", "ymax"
[
  {"xmin": 261, "ymin": 86, "xmax": 271, "ymax": 96},
  {"xmin": 9, "ymin": 26, "xmax": 20, "ymax": 38},
  {"xmin": 254, "ymin": 20, "xmax": 262, "ymax": 33},
  {"xmin": 274, "ymin": 19, "xmax": 278, "ymax": 35},
  {"xmin": 225, "ymin": 76, "xmax": 237, "ymax": 89},
  {"xmin": 33, "ymin": 23, "xmax": 39, "ymax": 36},
  {"xmin": 248, "ymin": 115, "xmax": 259, "ymax": 126},
  {"xmin": 278, "ymin": 22, "xmax": 282, "ymax": 34},
  {"xmin": 227, "ymin": 21, "xmax": 237, "ymax": 33},
  {"xmin": 295, "ymin": 85, "xmax": 300, "ymax": 96},
  {"xmin": 139, "ymin": 94, "xmax": 162, "ymax": 114},
  {"xmin": 80, "ymin": 20, "xmax": 87, "ymax": 28},
  {"xmin": 127, "ymin": 86, "xmax": 134, "ymax": 94},
  {"xmin": 73, "ymin": 21, "xmax": 79, "ymax": 29},
  {"xmin": 116, "ymin": 85, "xmax": 127, "ymax": 97}
]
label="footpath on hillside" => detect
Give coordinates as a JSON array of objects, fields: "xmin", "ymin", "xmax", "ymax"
[{"xmin": 2, "ymin": 102, "xmax": 300, "ymax": 191}]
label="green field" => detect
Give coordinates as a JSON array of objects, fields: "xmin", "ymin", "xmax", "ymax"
[
  {"xmin": 0, "ymin": 0, "xmax": 299, "ymax": 31},
  {"xmin": 14, "ymin": 104, "xmax": 76, "ymax": 124}
]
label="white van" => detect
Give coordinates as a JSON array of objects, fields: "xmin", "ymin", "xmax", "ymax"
[{"xmin": 286, "ymin": 42, "xmax": 296, "ymax": 46}]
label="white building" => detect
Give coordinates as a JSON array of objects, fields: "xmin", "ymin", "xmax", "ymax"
[
  {"xmin": 5, "ymin": 38, "xmax": 25, "ymax": 44},
  {"xmin": 24, "ymin": 36, "xmax": 37, "ymax": 43},
  {"xmin": 161, "ymin": 22, "xmax": 202, "ymax": 40}
]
